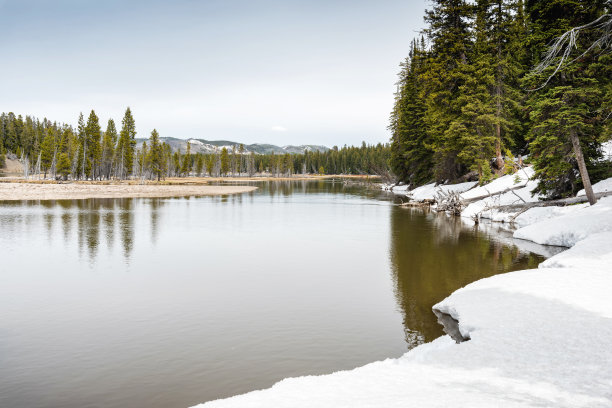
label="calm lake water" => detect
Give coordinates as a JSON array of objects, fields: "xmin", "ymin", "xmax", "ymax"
[{"xmin": 0, "ymin": 180, "xmax": 544, "ymax": 408}]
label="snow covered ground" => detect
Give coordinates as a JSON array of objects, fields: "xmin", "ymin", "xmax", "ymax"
[
  {"xmin": 383, "ymin": 181, "xmax": 476, "ymax": 199},
  {"xmin": 193, "ymin": 189, "xmax": 612, "ymax": 408},
  {"xmin": 578, "ymin": 177, "xmax": 612, "ymax": 197},
  {"xmin": 460, "ymin": 167, "xmax": 534, "ymax": 201},
  {"xmin": 461, "ymin": 179, "xmax": 540, "ymax": 220},
  {"xmin": 384, "ymin": 170, "xmax": 612, "ymax": 230},
  {"xmin": 513, "ymin": 196, "xmax": 612, "ymax": 246},
  {"xmin": 383, "ymin": 168, "xmax": 538, "ymax": 216},
  {"xmin": 408, "ymin": 181, "xmax": 477, "ymax": 201}
]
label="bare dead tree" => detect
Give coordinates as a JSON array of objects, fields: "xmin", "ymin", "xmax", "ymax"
[{"xmin": 530, "ymin": 11, "xmax": 612, "ymax": 91}]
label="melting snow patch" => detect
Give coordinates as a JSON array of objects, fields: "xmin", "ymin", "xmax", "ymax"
[
  {"xmin": 513, "ymin": 196, "xmax": 612, "ymax": 246},
  {"xmin": 406, "ymin": 181, "xmax": 477, "ymax": 201},
  {"xmin": 460, "ymin": 167, "xmax": 534, "ymax": 201},
  {"xmin": 577, "ymin": 176, "xmax": 612, "ymax": 197}
]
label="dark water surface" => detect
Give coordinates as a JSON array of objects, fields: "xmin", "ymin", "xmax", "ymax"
[{"xmin": 0, "ymin": 180, "xmax": 544, "ymax": 408}]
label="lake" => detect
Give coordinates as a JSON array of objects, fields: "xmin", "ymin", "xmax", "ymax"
[{"xmin": 0, "ymin": 180, "xmax": 544, "ymax": 408}]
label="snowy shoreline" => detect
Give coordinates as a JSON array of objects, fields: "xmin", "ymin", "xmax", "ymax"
[{"xmin": 191, "ymin": 176, "xmax": 612, "ymax": 407}]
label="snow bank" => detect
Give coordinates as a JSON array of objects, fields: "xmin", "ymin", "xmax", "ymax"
[
  {"xmin": 512, "ymin": 203, "xmax": 589, "ymax": 228},
  {"xmin": 193, "ymin": 193, "xmax": 612, "ymax": 408},
  {"xmin": 380, "ymin": 183, "xmax": 409, "ymax": 194},
  {"xmin": 383, "ymin": 181, "xmax": 477, "ymax": 199},
  {"xmin": 539, "ymin": 231, "xmax": 612, "ymax": 269},
  {"xmin": 513, "ymin": 196, "xmax": 612, "ymax": 246},
  {"xmin": 471, "ymin": 202, "xmax": 590, "ymax": 229},
  {"xmin": 577, "ymin": 176, "xmax": 612, "ymax": 197},
  {"xmin": 387, "ymin": 166, "xmax": 535, "ymax": 205},
  {"xmin": 404, "ymin": 181, "xmax": 476, "ymax": 201},
  {"xmin": 460, "ymin": 167, "xmax": 534, "ymax": 201},
  {"xmin": 461, "ymin": 179, "xmax": 540, "ymax": 220},
  {"xmin": 389, "ymin": 184, "xmax": 409, "ymax": 193},
  {"xmin": 195, "ymin": 268, "xmax": 612, "ymax": 408}
]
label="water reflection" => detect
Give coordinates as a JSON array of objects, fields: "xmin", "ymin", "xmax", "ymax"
[
  {"xmin": 103, "ymin": 202, "xmax": 115, "ymax": 252},
  {"xmin": 389, "ymin": 206, "xmax": 543, "ymax": 349},
  {"xmin": 149, "ymin": 198, "xmax": 161, "ymax": 245},
  {"xmin": 118, "ymin": 199, "xmax": 133, "ymax": 260},
  {"xmin": 0, "ymin": 198, "xmax": 173, "ymax": 263},
  {"xmin": 0, "ymin": 181, "xmax": 553, "ymax": 408}
]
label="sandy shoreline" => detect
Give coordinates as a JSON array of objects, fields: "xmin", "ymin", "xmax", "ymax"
[{"xmin": 0, "ymin": 182, "xmax": 257, "ymax": 201}]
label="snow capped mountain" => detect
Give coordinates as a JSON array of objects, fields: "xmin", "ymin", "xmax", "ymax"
[{"xmin": 136, "ymin": 137, "xmax": 329, "ymax": 155}]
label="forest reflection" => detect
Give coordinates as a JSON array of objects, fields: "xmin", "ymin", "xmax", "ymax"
[
  {"xmin": 0, "ymin": 198, "xmax": 156, "ymax": 262},
  {"xmin": 0, "ymin": 180, "xmax": 377, "ymax": 264},
  {"xmin": 389, "ymin": 207, "xmax": 544, "ymax": 349}
]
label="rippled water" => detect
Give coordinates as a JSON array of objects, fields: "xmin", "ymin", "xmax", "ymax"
[{"xmin": 0, "ymin": 180, "xmax": 544, "ymax": 408}]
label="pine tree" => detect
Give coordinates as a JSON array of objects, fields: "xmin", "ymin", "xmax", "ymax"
[
  {"xmin": 4, "ymin": 113, "xmax": 20, "ymax": 153},
  {"xmin": 449, "ymin": 0, "xmax": 497, "ymax": 182},
  {"xmin": 525, "ymin": 0, "xmax": 609, "ymax": 202},
  {"xmin": 85, "ymin": 110, "xmax": 102, "ymax": 179},
  {"xmin": 238, "ymin": 144, "xmax": 245, "ymax": 175},
  {"xmin": 0, "ymin": 143, "xmax": 5, "ymax": 169},
  {"xmin": 148, "ymin": 129, "xmax": 164, "ymax": 181},
  {"xmin": 447, "ymin": 0, "xmax": 524, "ymax": 181},
  {"xmin": 116, "ymin": 107, "xmax": 136, "ymax": 179},
  {"xmin": 40, "ymin": 128, "xmax": 54, "ymax": 178},
  {"xmin": 172, "ymin": 151, "xmax": 181, "ymax": 176},
  {"xmin": 101, "ymin": 119, "xmax": 117, "ymax": 179},
  {"xmin": 138, "ymin": 141, "xmax": 148, "ymax": 179},
  {"xmin": 220, "ymin": 147, "xmax": 229, "ymax": 176},
  {"xmin": 56, "ymin": 152, "xmax": 71, "ymax": 180},
  {"xmin": 389, "ymin": 40, "xmax": 434, "ymax": 186},
  {"xmin": 77, "ymin": 113, "xmax": 86, "ymax": 179},
  {"xmin": 423, "ymin": 0, "xmax": 474, "ymax": 181},
  {"xmin": 206, "ymin": 154, "xmax": 214, "ymax": 176},
  {"xmin": 195, "ymin": 153, "xmax": 204, "ymax": 176},
  {"xmin": 487, "ymin": 0, "xmax": 525, "ymax": 171},
  {"xmin": 181, "ymin": 142, "xmax": 191, "ymax": 176}
]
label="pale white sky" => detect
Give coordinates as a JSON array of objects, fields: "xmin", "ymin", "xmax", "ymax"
[{"xmin": 0, "ymin": 0, "xmax": 427, "ymax": 146}]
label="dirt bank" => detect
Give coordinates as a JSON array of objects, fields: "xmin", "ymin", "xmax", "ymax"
[{"xmin": 0, "ymin": 182, "xmax": 257, "ymax": 201}]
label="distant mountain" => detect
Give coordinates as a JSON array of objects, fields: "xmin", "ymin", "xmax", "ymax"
[{"xmin": 135, "ymin": 137, "xmax": 329, "ymax": 155}]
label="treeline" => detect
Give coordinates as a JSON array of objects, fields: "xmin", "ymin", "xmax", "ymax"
[
  {"xmin": 175, "ymin": 142, "xmax": 389, "ymax": 178},
  {"xmin": 0, "ymin": 109, "xmax": 390, "ymax": 179},
  {"xmin": 389, "ymin": 0, "xmax": 611, "ymax": 199},
  {"xmin": 0, "ymin": 109, "xmax": 139, "ymax": 180}
]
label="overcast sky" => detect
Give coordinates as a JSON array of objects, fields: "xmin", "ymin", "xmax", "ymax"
[{"xmin": 0, "ymin": 0, "xmax": 427, "ymax": 146}]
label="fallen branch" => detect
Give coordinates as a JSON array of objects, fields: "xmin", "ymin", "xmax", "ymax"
[
  {"xmin": 461, "ymin": 183, "xmax": 529, "ymax": 205},
  {"xmin": 493, "ymin": 191, "xmax": 612, "ymax": 213}
]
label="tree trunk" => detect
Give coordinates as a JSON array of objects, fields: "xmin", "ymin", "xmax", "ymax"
[
  {"xmin": 495, "ymin": 136, "xmax": 504, "ymax": 172},
  {"xmin": 494, "ymin": 5, "xmax": 504, "ymax": 175},
  {"xmin": 569, "ymin": 128, "xmax": 596, "ymax": 205}
]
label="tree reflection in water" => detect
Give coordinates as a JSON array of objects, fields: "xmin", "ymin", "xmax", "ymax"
[{"xmin": 389, "ymin": 206, "xmax": 543, "ymax": 349}]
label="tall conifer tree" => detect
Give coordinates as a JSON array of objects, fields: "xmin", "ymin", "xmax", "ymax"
[
  {"xmin": 101, "ymin": 119, "xmax": 117, "ymax": 179},
  {"xmin": 525, "ymin": 0, "xmax": 609, "ymax": 201},
  {"xmin": 116, "ymin": 107, "xmax": 136, "ymax": 179},
  {"xmin": 85, "ymin": 110, "xmax": 102, "ymax": 179},
  {"xmin": 423, "ymin": 0, "xmax": 474, "ymax": 181}
]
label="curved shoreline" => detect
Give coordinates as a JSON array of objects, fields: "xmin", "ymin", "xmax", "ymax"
[
  {"xmin": 0, "ymin": 182, "xmax": 257, "ymax": 201},
  {"xmin": 192, "ymin": 196, "xmax": 612, "ymax": 408}
]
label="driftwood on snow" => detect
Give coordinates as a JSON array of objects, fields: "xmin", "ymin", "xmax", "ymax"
[
  {"xmin": 434, "ymin": 190, "xmax": 463, "ymax": 215},
  {"xmin": 493, "ymin": 190, "xmax": 612, "ymax": 213},
  {"xmin": 461, "ymin": 183, "xmax": 530, "ymax": 205}
]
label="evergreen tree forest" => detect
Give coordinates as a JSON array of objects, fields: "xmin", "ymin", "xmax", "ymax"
[
  {"xmin": 389, "ymin": 0, "xmax": 611, "ymax": 199},
  {"xmin": 0, "ymin": 109, "xmax": 390, "ymax": 180}
]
